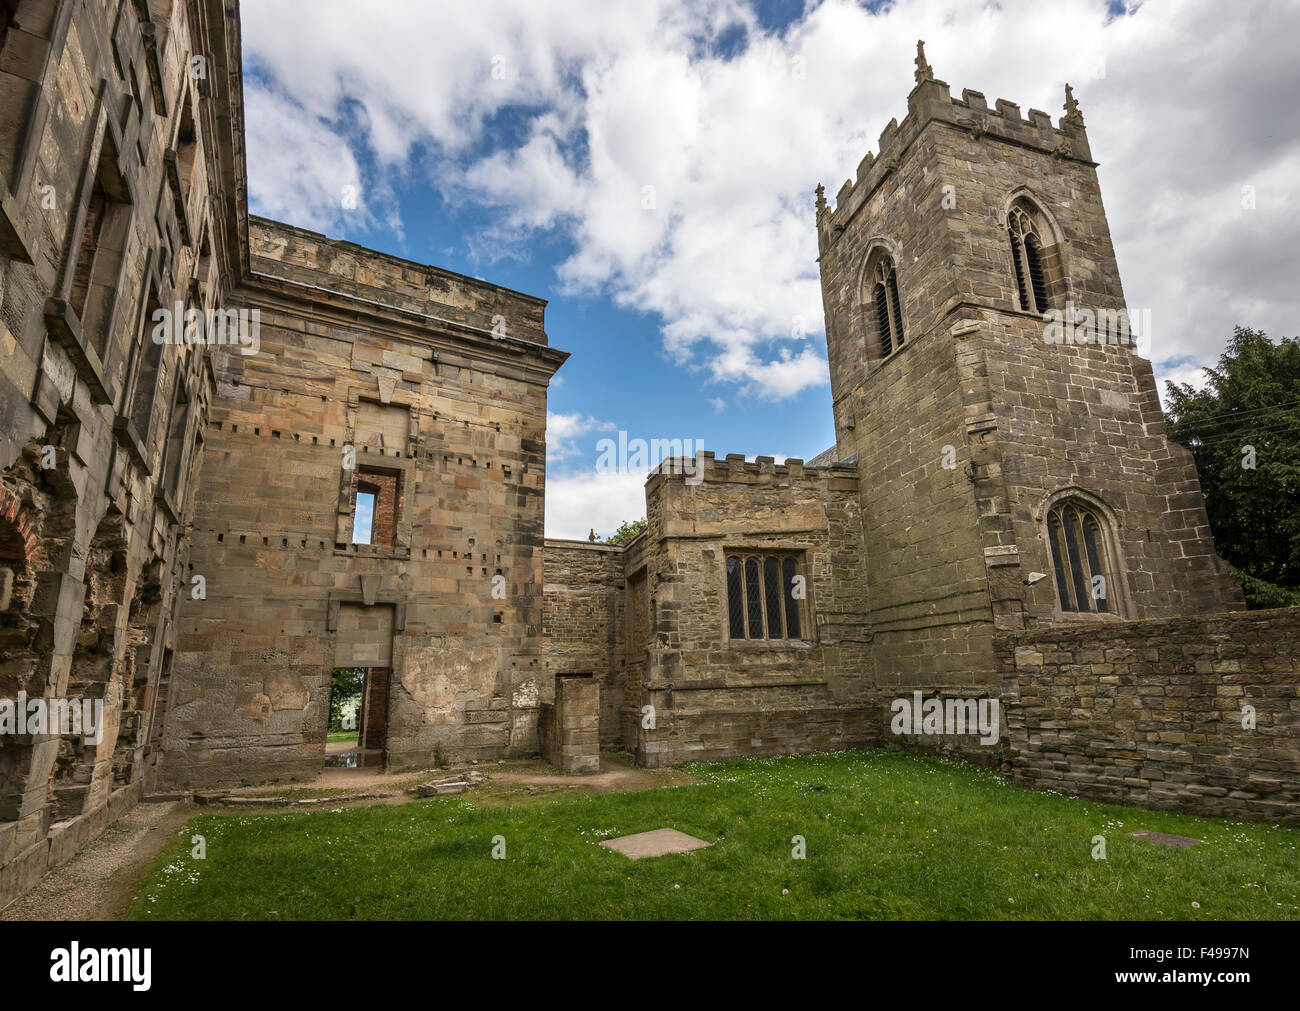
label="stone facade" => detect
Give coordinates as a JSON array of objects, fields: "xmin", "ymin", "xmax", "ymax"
[
  {"xmin": 813, "ymin": 70, "xmax": 1243, "ymax": 723},
  {"xmin": 159, "ymin": 215, "xmax": 565, "ymax": 788},
  {"xmin": 1, "ymin": 0, "xmax": 224, "ymax": 906},
  {"xmin": 625, "ymin": 455, "xmax": 872, "ymax": 766},
  {"xmin": 535, "ymin": 64, "xmax": 1264, "ymax": 778},
  {"xmin": 542, "ymin": 538, "xmax": 624, "ymax": 744}
]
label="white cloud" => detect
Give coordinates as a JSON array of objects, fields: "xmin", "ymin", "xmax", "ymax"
[
  {"xmin": 1154, "ymin": 361, "xmax": 1212, "ymax": 412},
  {"xmin": 243, "ymin": 0, "xmax": 1300, "ymax": 407},
  {"xmin": 243, "ymin": 88, "xmax": 368, "ymax": 232},
  {"xmin": 546, "ymin": 410, "xmax": 616, "ymax": 462},
  {"xmin": 545, "ymin": 468, "xmax": 648, "ymax": 541}
]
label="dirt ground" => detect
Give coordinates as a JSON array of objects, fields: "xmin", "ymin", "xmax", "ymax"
[{"xmin": 1, "ymin": 753, "xmax": 699, "ymax": 921}]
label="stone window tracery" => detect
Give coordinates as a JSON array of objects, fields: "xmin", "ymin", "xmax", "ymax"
[
  {"xmin": 1007, "ymin": 198, "xmax": 1065, "ymax": 315},
  {"xmin": 1045, "ymin": 500, "xmax": 1116, "ymax": 614},
  {"xmin": 868, "ymin": 254, "xmax": 905, "ymax": 358}
]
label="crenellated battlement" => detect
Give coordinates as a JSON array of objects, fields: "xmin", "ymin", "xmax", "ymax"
[
  {"xmin": 817, "ymin": 43, "xmax": 1092, "ymax": 251},
  {"xmin": 646, "ymin": 451, "xmax": 858, "ymax": 490}
]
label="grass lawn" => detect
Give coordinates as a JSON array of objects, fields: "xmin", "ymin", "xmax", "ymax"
[
  {"xmin": 129, "ymin": 750, "xmax": 1300, "ymax": 920},
  {"xmin": 326, "ymin": 732, "xmax": 358, "ymax": 744}
]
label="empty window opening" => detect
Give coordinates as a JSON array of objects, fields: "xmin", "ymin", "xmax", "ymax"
[
  {"xmin": 352, "ymin": 488, "xmax": 376, "ymax": 545},
  {"xmin": 175, "ymin": 94, "xmax": 197, "ymax": 200},
  {"xmin": 160, "ymin": 373, "xmax": 190, "ymax": 499},
  {"xmin": 128, "ymin": 290, "xmax": 164, "ymax": 437},
  {"xmin": 67, "ymin": 137, "xmax": 132, "ymax": 356},
  {"xmin": 350, "ymin": 468, "xmax": 400, "ymax": 547}
]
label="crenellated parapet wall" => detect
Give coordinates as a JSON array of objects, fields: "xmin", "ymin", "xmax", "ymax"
[{"xmin": 818, "ymin": 75, "xmax": 1092, "ymax": 255}]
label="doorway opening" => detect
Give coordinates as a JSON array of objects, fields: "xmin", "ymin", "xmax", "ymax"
[{"xmin": 325, "ymin": 666, "xmax": 387, "ymax": 769}]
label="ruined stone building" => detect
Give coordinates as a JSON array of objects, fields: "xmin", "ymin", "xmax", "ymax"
[{"xmin": 1, "ymin": 5, "xmax": 1295, "ymax": 906}]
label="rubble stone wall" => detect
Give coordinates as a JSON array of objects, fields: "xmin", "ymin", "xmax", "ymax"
[{"xmin": 999, "ymin": 609, "xmax": 1300, "ymax": 822}]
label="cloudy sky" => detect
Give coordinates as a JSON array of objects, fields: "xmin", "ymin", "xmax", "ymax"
[{"xmin": 240, "ymin": 0, "xmax": 1300, "ymax": 540}]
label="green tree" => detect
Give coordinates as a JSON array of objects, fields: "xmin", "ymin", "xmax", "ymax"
[
  {"xmin": 605, "ymin": 517, "xmax": 647, "ymax": 545},
  {"xmin": 1164, "ymin": 327, "xmax": 1300, "ymax": 607},
  {"xmin": 328, "ymin": 667, "xmax": 364, "ymax": 731}
]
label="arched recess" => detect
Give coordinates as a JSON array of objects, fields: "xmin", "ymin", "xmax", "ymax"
[
  {"xmin": 115, "ymin": 555, "xmax": 164, "ymax": 787},
  {"xmin": 0, "ymin": 411, "xmax": 81, "ymax": 822},
  {"xmin": 1002, "ymin": 188, "xmax": 1070, "ymax": 314},
  {"xmin": 51, "ymin": 508, "xmax": 130, "ymax": 818}
]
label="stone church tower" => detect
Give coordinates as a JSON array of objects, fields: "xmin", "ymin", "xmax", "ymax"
[{"xmin": 814, "ymin": 44, "xmax": 1241, "ymax": 698}]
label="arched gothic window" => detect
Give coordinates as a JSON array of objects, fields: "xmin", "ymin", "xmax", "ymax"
[
  {"xmin": 1045, "ymin": 500, "xmax": 1116, "ymax": 614},
  {"xmin": 1008, "ymin": 201, "xmax": 1058, "ymax": 314},
  {"xmin": 868, "ymin": 255, "xmax": 905, "ymax": 358}
]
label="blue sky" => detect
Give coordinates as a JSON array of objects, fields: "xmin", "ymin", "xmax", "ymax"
[{"xmin": 239, "ymin": 0, "xmax": 1299, "ymax": 538}]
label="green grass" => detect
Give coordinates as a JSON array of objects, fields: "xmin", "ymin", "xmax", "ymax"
[
  {"xmin": 326, "ymin": 732, "xmax": 358, "ymax": 744},
  {"xmin": 129, "ymin": 750, "xmax": 1300, "ymax": 920}
]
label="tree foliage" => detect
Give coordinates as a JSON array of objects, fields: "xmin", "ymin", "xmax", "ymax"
[
  {"xmin": 329, "ymin": 667, "xmax": 364, "ymax": 731},
  {"xmin": 605, "ymin": 517, "xmax": 647, "ymax": 545},
  {"xmin": 1164, "ymin": 327, "xmax": 1300, "ymax": 606}
]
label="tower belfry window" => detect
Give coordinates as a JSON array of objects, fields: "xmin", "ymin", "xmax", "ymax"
[
  {"xmin": 870, "ymin": 256, "xmax": 905, "ymax": 358},
  {"xmin": 1009, "ymin": 204, "xmax": 1053, "ymax": 314}
]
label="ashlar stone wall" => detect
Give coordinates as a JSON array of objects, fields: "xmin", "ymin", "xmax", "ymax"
[{"xmin": 160, "ymin": 218, "xmax": 567, "ymax": 787}]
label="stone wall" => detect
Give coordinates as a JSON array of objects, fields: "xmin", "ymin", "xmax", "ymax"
[
  {"xmin": 1, "ymin": 0, "xmax": 227, "ymax": 906},
  {"xmin": 542, "ymin": 538, "xmax": 624, "ymax": 745},
  {"xmin": 539, "ymin": 673, "xmax": 599, "ymax": 773},
  {"xmin": 161, "ymin": 216, "xmax": 567, "ymax": 788},
  {"xmin": 626, "ymin": 454, "xmax": 873, "ymax": 767},
  {"xmin": 999, "ymin": 609, "xmax": 1300, "ymax": 821},
  {"xmin": 815, "ymin": 72, "xmax": 1242, "ymax": 731}
]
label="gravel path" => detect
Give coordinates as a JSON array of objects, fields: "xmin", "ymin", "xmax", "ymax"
[{"xmin": 1, "ymin": 801, "xmax": 193, "ymax": 921}]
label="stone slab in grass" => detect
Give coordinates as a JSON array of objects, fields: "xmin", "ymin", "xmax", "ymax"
[
  {"xmin": 600, "ymin": 828, "xmax": 713, "ymax": 860},
  {"xmin": 1130, "ymin": 830, "xmax": 1202, "ymax": 848}
]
